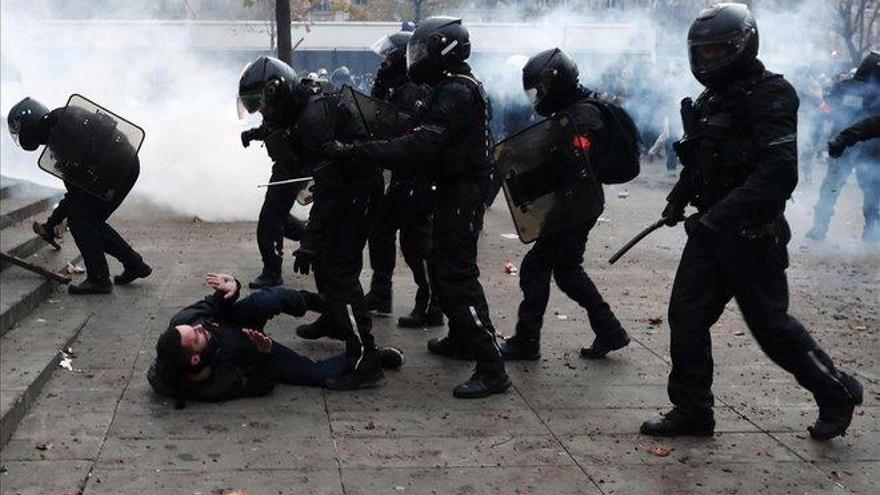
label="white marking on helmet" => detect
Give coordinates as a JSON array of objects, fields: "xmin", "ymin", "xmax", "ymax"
[{"xmin": 441, "ymin": 40, "xmax": 459, "ymax": 56}]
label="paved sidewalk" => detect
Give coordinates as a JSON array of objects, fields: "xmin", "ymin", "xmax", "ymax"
[{"xmin": 0, "ymin": 178, "xmax": 877, "ymax": 495}]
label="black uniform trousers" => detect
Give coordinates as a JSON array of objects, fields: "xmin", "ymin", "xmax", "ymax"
[
  {"xmin": 515, "ymin": 219, "xmax": 623, "ymax": 340},
  {"xmin": 432, "ymin": 181, "xmax": 503, "ymax": 372},
  {"xmin": 48, "ymin": 163, "xmax": 142, "ymax": 283},
  {"xmin": 668, "ymin": 226, "xmax": 851, "ymax": 422},
  {"xmin": 367, "ymin": 180, "xmax": 439, "ymax": 312},
  {"xmin": 313, "ymin": 188, "xmax": 376, "ymax": 370},
  {"xmin": 256, "ymin": 164, "xmax": 307, "ymax": 276}
]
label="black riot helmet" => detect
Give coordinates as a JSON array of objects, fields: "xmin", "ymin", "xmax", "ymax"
[
  {"xmin": 406, "ymin": 17, "xmax": 471, "ymax": 85},
  {"xmin": 687, "ymin": 3, "xmax": 759, "ymax": 88},
  {"xmin": 854, "ymin": 50, "xmax": 880, "ymax": 84},
  {"xmin": 7, "ymin": 97, "xmax": 49, "ymax": 151},
  {"xmin": 237, "ymin": 55, "xmax": 299, "ymax": 118},
  {"xmin": 522, "ymin": 48, "xmax": 579, "ymax": 117}
]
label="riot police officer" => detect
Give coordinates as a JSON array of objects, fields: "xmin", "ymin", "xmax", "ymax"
[
  {"xmin": 238, "ymin": 56, "xmax": 308, "ymax": 289},
  {"xmin": 325, "ymin": 17, "xmax": 510, "ymax": 398},
  {"xmin": 808, "ymin": 51, "xmax": 880, "ymax": 242},
  {"xmin": 363, "ymin": 30, "xmax": 444, "ymax": 328},
  {"xmin": 641, "ymin": 3, "xmax": 863, "ymax": 440},
  {"xmin": 499, "ymin": 48, "xmax": 630, "ymax": 362},
  {"xmin": 238, "ymin": 56, "xmax": 387, "ymax": 390},
  {"xmin": 8, "ymin": 97, "xmax": 151, "ymax": 295}
]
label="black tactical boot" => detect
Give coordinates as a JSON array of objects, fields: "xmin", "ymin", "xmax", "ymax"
[
  {"xmin": 809, "ymin": 373, "xmax": 864, "ymax": 441},
  {"xmin": 249, "ymin": 271, "xmax": 283, "ymax": 289},
  {"xmin": 32, "ymin": 221, "xmax": 62, "ymax": 250},
  {"xmin": 427, "ymin": 336, "xmax": 475, "ymax": 360},
  {"xmin": 453, "ymin": 368, "xmax": 512, "ymax": 399},
  {"xmin": 68, "ymin": 278, "xmax": 113, "ymax": 295},
  {"xmin": 398, "ymin": 306, "xmax": 444, "ymax": 328},
  {"xmin": 364, "ymin": 291, "xmax": 392, "ymax": 315},
  {"xmin": 500, "ymin": 334, "xmax": 541, "ymax": 361},
  {"xmin": 325, "ymin": 354, "xmax": 385, "ymax": 390},
  {"xmin": 296, "ymin": 316, "xmax": 342, "ymax": 340},
  {"xmin": 114, "ymin": 262, "xmax": 152, "ymax": 285},
  {"xmin": 379, "ymin": 347, "xmax": 405, "ymax": 370},
  {"xmin": 300, "ymin": 290, "xmax": 326, "ymax": 313},
  {"xmin": 580, "ymin": 332, "xmax": 631, "ymax": 360},
  {"xmin": 640, "ymin": 409, "xmax": 715, "ymax": 437}
]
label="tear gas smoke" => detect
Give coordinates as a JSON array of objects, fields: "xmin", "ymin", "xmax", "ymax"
[{"xmin": 0, "ymin": 0, "xmax": 871, "ymax": 246}]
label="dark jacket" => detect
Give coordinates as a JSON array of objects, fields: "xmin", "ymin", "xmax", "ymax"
[
  {"xmin": 357, "ymin": 63, "xmax": 491, "ymax": 187},
  {"xmin": 146, "ymin": 283, "xmax": 306, "ymax": 403},
  {"xmin": 670, "ymin": 60, "xmax": 799, "ymax": 232},
  {"xmin": 835, "ymin": 114, "xmax": 880, "ymax": 150}
]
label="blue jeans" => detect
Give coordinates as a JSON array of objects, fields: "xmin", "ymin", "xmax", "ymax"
[{"xmin": 270, "ymin": 343, "xmax": 348, "ymax": 387}]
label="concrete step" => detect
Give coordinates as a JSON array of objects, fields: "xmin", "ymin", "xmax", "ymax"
[
  {"xmin": 0, "ymin": 178, "xmax": 22, "ymax": 200},
  {"xmin": 0, "ymin": 297, "xmax": 92, "ymax": 447},
  {"xmin": 0, "ymin": 193, "xmax": 63, "ymax": 230},
  {"xmin": 0, "ymin": 240, "xmax": 83, "ymax": 337},
  {"xmin": 0, "ymin": 211, "xmax": 67, "ymax": 272}
]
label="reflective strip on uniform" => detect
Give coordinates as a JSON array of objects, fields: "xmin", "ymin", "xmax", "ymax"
[
  {"xmin": 347, "ymin": 304, "xmax": 364, "ymax": 369},
  {"xmin": 422, "ymin": 259, "xmax": 433, "ymax": 313},
  {"xmin": 766, "ymin": 133, "xmax": 796, "ymax": 147},
  {"xmin": 470, "ymin": 305, "xmax": 501, "ymax": 355}
]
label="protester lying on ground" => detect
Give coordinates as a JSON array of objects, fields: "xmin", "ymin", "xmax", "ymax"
[{"xmin": 147, "ymin": 273, "xmax": 403, "ymax": 407}]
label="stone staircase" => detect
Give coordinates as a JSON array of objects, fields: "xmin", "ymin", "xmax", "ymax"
[{"xmin": 0, "ymin": 176, "xmax": 90, "ymax": 446}]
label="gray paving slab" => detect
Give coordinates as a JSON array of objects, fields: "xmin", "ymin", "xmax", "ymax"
[
  {"xmin": 82, "ymin": 467, "xmax": 344, "ymax": 495},
  {"xmin": 813, "ymin": 461, "xmax": 880, "ymax": 495},
  {"xmin": 536, "ymin": 406, "xmax": 760, "ymax": 435},
  {"xmin": 97, "ymin": 436, "xmax": 337, "ymax": 472},
  {"xmin": 329, "ymin": 408, "xmax": 548, "ymax": 438},
  {"xmin": 580, "ymin": 462, "xmax": 849, "ymax": 495},
  {"xmin": 108, "ymin": 410, "xmax": 331, "ymax": 440},
  {"xmin": 336, "ymin": 435, "xmax": 573, "ymax": 469},
  {"xmin": 561, "ymin": 432, "xmax": 800, "ymax": 466},
  {"xmin": 341, "ymin": 466, "xmax": 602, "ymax": 495},
  {"xmin": 771, "ymin": 431, "xmax": 880, "ymax": 462},
  {"xmin": 0, "ymin": 460, "xmax": 91, "ymax": 495}
]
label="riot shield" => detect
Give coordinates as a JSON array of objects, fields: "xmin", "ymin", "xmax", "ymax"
[
  {"xmin": 341, "ymin": 85, "xmax": 414, "ymax": 139},
  {"xmin": 38, "ymin": 94, "xmax": 144, "ymax": 202},
  {"xmin": 492, "ymin": 113, "xmax": 603, "ymax": 243}
]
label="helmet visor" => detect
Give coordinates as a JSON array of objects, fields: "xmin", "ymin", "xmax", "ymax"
[
  {"xmin": 236, "ymin": 93, "xmax": 263, "ymax": 119},
  {"xmin": 371, "ymin": 35, "xmax": 398, "ymax": 58},
  {"xmin": 8, "ymin": 118, "xmax": 22, "ymax": 147},
  {"xmin": 406, "ymin": 40, "xmax": 430, "ymax": 71},
  {"xmin": 524, "ymin": 87, "xmax": 539, "ymax": 106},
  {"xmin": 688, "ymin": 32, "xmax": 751, "ymax": 73}
]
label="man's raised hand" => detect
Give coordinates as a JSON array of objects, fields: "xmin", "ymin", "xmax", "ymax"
[
  {"xmin": 206, "ymin": 273, "xmax": 238, "ymax": 299},
  {"xmin": 243, "ymin": 328, "xmax": 272, "ymax": 353}
]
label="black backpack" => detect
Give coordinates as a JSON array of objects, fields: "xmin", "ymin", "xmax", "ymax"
[{"xmin": 586, "ymin": 97, "xmax": 642, "ymax": 184}]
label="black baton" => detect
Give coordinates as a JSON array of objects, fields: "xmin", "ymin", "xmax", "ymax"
[{"xmin": 608, "ymin": 218, "xmax": 668, "ymax": 265}]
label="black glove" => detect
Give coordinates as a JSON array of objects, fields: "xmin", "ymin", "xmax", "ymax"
[
  {"xmin": 321, "ymin": 140, "xmax": 358, "ymax": 160},
  {"xmin": 241, "ymin": 130, "xmax": 254, "ymax": 148},
  {"xmin": 292, "ymin": 248, "xmax": 315, "ymax": 275},
  {"xmin": 828, "ymin": 137, "xmax": 848, "ymax": 159},
  {"xmin": 684, "ymin": 214, "xmax": 719, "ymax": 239},
  {"xmin": 661, "ymin": 201, "xmax": 687, "ymax": 227}
]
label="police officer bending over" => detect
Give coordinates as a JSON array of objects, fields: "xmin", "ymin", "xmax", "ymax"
[
  {"xmin": 500, "ymin": 49, "xmax": 631, "ymax": 362},
  {"xmin": 8, "ymin": 97, "xmax": 151, "ymax": 294},
  {"xmin": 324, "ymin": 17, "xmax": 510, "ymax": 398},
  {"xmin": 642, "ymin": 3, "xmax": 863, "ymax": 440},
  {"xmin": 147, "ymin": 273, "xmax": 402, "ymax": 406}
]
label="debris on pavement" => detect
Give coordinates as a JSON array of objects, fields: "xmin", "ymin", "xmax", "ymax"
[
  {"xmin": 504, "ymin": 261, "xmax": 518, "ymax": 275},
  {"xmin": 646, "ymin": 445, "xmax": 671, "ymax": 457},
  {"xmin": 648, "ymin": 317, "xmax": 663, "ymax": 326},
  {"xmin": 500, "ymin": 233, "xmax": 519, "ymax": 240},
  {"xmin": 65, "ymin": 263, "xmax": 85, "ymax": 274},
  {"xmin": 58, "ymin": 348, "xmax": 81, "ymax": 372},
  {"xmin": 35, "ymin": 442, "xmax": 54, "ymax": 451},
  {"xmin": 617, "ymin": 191, "xmax": 630, "ymax": 199},
  {"xmin": 597, "ymin": 217, "xmax": 611, "ymax": 224}
]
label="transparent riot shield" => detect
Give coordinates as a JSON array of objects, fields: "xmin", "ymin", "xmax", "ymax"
[
  {"xmin": 492, "ymin": 113, "xmax": 603, "ymax": 243},
  {"xmin": 340, "ymin": 85, "xmax": 414, "ymax": 139},
  {"xmin": 38, "ymin": 94, "xmax": 144, "ymax": 202}
]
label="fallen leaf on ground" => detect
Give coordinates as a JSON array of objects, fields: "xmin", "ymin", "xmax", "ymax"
[
  {"xmin": 35, "ymin": 442, "xmax": 54, "ymax": 451},
  {"xmin": 504, "ymin": 261, "xmax": 518, "ymax": 275},
  {"xmin": 646, "ymin": 446, "xmax": 671, "ymax": 457},
  {"xmin": 648, "ymin": 317, "xmax": 663, "ymax": 326}
]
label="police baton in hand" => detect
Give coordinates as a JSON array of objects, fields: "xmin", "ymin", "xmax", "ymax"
[{"xmin": 608, "ymin": 218, "xmax": 669, "ymax": 265}]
